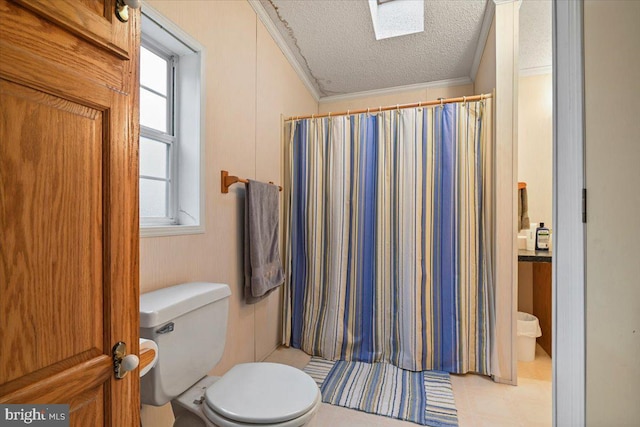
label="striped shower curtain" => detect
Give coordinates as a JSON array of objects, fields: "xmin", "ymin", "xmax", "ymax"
[{"xmin": 282, "ymin": 100, "xmax": 494, "ymax": 375}]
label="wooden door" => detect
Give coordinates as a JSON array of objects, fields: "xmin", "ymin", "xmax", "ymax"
[{"xmin": 0, "ymin": 0, "xmax": 140, "ymax": 425}]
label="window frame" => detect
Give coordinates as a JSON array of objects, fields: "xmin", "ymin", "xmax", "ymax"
[
  {"xmin": 139, "ymin": 39, "xmax": 178, "ymax": 226},
  {"xmin": 140, "ymin": 2, "xmax": 205, "ymax": 237}
]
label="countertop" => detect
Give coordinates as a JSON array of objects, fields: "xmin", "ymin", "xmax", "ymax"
[{"xmin": 518, "ymin": 249, "xmax": 552, "ymax": 263}]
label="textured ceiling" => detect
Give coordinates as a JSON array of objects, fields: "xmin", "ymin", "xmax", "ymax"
[
  {"xmin": 257, "ymin": 0, "xmax": 552, "ymax": 99},
  {"xmin": 519, "ymin": 0, "xmax": 552, "ymax": 72}
]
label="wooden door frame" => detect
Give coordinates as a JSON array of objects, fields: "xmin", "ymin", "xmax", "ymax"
[{"xmin": 552, "ymin": 1, "xmax": 586, "ymax": 425}]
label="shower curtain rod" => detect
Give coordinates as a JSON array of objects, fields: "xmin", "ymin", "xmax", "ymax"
[{"xmin": 284, "ymin": 93, "xmax": 492, "ymax": 122}]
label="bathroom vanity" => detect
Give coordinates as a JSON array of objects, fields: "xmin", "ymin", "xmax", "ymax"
[{"xmin": 518, "ymin": 249, "xmax": 552, "ymax": 356}]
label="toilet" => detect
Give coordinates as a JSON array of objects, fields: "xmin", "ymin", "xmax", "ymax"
[{"xmin": 140, "ymin": 282, "xmax": 321, "ymax": 427}]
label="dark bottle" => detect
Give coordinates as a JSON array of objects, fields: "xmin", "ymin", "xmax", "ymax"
[{"xmin": 535, "ymin": 222, "xmax": 550, "ymax": 251}]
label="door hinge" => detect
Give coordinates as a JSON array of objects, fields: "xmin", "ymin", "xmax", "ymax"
[{"xmin": 582, "ymin": 188, "xmax": 587, "ymax": 223}]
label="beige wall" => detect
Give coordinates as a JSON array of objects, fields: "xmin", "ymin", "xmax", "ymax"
[
  {"xmin": 474, "ymin": 17, "xmax": 496, "ymax": 95},
  {"xmin": 139, "ymin": 1, "xmax": 317, "ymax": 425},
  {"xmin": 318, "ymin": 84, "xmax": 475, "ymax": 114},
  {"xmin": 584, "ymin": 2, "xmax": 640, "ymax": 425},
  {"xmin": 518, "ymin": 73, "xmax": 552, "ymax": 229}
]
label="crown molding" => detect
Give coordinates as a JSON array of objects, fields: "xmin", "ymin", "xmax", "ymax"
[
  {"xmin": 470, "ymin": 0, "xmax": 496, "ymax": 82},
  {"xmin": 249, "ymin": 0, "xmax": 517, "ymax": 103},
  {"xmin": 248, "ymin": 0, "xmax": 321, "ymax": 101},
  {"xmin": 519, "ymin": 65, "xmax": 552, "ymax": 77},
  {"xmin": 318, "ymin": 76, "xmax": 473, "ymax": 104}
]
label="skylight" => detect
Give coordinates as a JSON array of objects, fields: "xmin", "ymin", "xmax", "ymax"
[{"xmin": 368, "ymin": 0, "xmax": 424, "ymax": 41}]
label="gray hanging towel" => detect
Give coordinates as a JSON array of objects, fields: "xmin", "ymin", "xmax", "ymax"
[{"xmin": 244, "ymin": 180, "xmax": 284, "ymax": 304}]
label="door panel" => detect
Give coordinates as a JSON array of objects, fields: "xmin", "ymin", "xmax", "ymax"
[
  {"xmin": 0, "ymin": 0, "xmax": 126, "ymax": 93},
  {"xmin": 0, "ymin": 0, "xmax": 139, "ymax": 425},
  {"xmin": 0, "ymin": 81, "xmax": 104, "ymax": 384},
  {"xmin": 0, "ymin": 356, "xmax": 111, "ymax": 404},
  {"xmin": 70, "ymin": 387, "xmax": 104, "ymax": 427},
  {"xmin": 532, "ymin": 263, "xmax": 552, "ymax": 356},
  {"xmin": 13, "ymin": 0, "xmax": 130, "ymax": 59}
]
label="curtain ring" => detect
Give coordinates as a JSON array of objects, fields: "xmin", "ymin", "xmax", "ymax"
[
  {"xmin": 347, "ymin": 109, "xmax": 350, "ymax": 116},
  {"xmin": 440, "ymin": 98, "xmax": 444, "ymax": 108},
  {"xmin": 463, "ymin": 96, "xmax": 466, "ymax": 104},
  {"xmin": 311, "ymin": 113, "xmax": 315, "ymax": 119},
  {"xmin": 367, "ymin": 107, "xmax": 370, "ymax": 115},
  {"xmin": 378, "ymin": 106, "xmax": 382, "ymax": 113},
  {"xmin": 328, "ymin": 112, "xmax": 331, "ymax": 118}
]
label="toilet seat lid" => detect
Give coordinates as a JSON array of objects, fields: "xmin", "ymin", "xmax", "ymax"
[{"xmin": 205, "ymin": 363, "xmax": 320, "ymax": 424}]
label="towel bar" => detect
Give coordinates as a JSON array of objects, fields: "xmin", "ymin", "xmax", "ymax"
[{"xmin": 221, "ymin": 170, "xmax": 282, "ymax": 194}]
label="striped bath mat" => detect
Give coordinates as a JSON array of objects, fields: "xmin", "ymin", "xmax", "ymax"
[{"xmin": 304, "ymin": 357, "xmax": 458, "ymax": 426}]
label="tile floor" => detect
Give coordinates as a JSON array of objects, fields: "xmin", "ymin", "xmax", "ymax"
[{"xmin": 264, "ymin": 344, "xmax": 552, "ymax": 427}]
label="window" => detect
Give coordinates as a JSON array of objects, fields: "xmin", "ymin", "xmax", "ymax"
[
  {"xmin": 368, "ymin": 0, "xmax": 424, "ymax": 41},
  {"xmin": 140, "ymin": 43, "xmax": 175, "ymax": 222},
  {"xmin": 140, "ymin": 4, "xmax": 204, "ymax": 237}
]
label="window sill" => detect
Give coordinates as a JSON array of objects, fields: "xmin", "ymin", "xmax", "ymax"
[{"xmin": 140, "ymin": 224, "xmax": 205, "ymax": 238}]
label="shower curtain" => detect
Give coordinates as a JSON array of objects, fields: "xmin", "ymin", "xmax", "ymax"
[{"xmin": 282, "ymin": 99, "xmax": 494, "ymax": 375}]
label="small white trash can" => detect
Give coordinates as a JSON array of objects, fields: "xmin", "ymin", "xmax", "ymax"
[{"xmin": 517, "ymin": 311, "xmax": 542, "ymax": 362}]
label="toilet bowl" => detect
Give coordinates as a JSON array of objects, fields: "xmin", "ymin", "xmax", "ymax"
[
  {"xmin": 171, "ymin": 363, "xmax": 321, "ymax": 427},
  {"xmin": 140, "ymin": 282, "xmax": 320, "ymax": 427}
]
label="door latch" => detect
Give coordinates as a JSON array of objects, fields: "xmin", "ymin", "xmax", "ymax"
[
  {"xmin": 115, "ymin": 0, "xmax": 141, "ymax": 23},
  {"xmin": 112, "ymin": 341, "xmax": 139, "ymax": 380}
]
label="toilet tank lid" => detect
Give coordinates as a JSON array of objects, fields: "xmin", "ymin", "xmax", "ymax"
[{"xmin": 140, "ymin": 282, "xmax": 231, "ymax": 328}]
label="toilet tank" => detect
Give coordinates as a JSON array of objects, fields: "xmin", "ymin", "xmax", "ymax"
[{"xmin": 140, "ymin": 282, "xmax": 231, "ymax": 406}]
